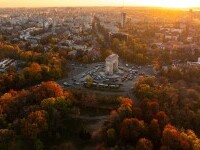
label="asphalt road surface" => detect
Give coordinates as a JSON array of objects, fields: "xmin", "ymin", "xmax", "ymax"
[{"xmin": 57, "ymin": 60, "xmax": 154, "ymax": 99}]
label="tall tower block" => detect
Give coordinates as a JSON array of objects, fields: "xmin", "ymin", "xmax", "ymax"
[{"xmin": 121, "ymin": 12, "xmax": 126, "ymax": 28}]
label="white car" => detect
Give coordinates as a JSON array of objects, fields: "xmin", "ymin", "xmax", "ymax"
[{"xmin": 63, "ymin": 82, "xmax": 70, "ymax": 86}]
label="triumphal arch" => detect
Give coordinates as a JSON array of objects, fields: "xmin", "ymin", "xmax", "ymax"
[{"xmin": 105, "ymin": 54, "xmax": 119, "ymax": 75}]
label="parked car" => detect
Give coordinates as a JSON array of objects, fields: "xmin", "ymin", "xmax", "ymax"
[{"xmin": 63, "ymin": 82, "xmax": 71, "ymax": 87}]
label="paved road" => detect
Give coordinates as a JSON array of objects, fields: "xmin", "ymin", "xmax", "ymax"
[
  {"xmin": 71, "ymin": 115, "xmax": 109, "ymax": 120},
  {"xmin": 57, "ymin": 60, "xmax": 154, "ymax": 102}
]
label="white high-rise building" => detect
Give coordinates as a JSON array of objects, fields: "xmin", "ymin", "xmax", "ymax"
[{"xmin": 121, "ymin": 12, "xmax": 126, "ymax": 28}]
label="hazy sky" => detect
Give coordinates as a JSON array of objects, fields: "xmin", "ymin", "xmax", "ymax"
[{"xmin": 0, "ymin": 0, "xmax": 200, "ymax": 8}]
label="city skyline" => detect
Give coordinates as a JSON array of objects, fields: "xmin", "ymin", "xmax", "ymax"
[{"xmin": 0, "ymin": 0, "xmax": 200, "ymax": 8}]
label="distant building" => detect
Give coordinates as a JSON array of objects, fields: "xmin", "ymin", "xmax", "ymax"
[
  {"xmin": 0, "ymin": 58, "xmax": 16, "ymax": 73},
  {"xmin": 121, "ymin": 12, "xmax": 126, "ymax": 28},
  {"xmin": 68, "ymin": 50, "xmax": 77, "ymax": 56},
  {"xmin": 109, "ymin": 32, "xmax": 128, "ymax": 41},
  {"xmin": 187, "ymin": 57, "xmax": 200, "ymax": 66},
  {"xmin": 52, "ymin": 19, "xmax": 56, "ymax": 35},
  {"xmin": 189, "ymin": 9, "xmax": 193, "ymax": 22},
  {"xmin": 165, "ymin": 33, "xmax": 179, "ymax": 41},
  {"xmin": 151, "ymin": 43, "xmax": 165, "ymax": 50}
]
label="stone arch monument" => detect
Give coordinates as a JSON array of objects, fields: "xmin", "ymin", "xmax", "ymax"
[{"xmin": 105, "ymin": 54, "xmax": 119, "ymax": 75}]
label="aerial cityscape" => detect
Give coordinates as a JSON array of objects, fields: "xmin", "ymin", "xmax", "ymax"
[{"xmin": 0, "ymin": 0, "xmax": 200, "ymax": 150}]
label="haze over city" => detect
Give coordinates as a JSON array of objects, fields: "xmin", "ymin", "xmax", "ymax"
[{"xmin": 0, "ymin": 0, "xmax": 200, "ymax": 8}]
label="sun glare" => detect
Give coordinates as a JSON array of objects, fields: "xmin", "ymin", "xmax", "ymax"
[
  {"xmin": 152, "ymin": 1, "xmax": 192, "ymax": 8},
  {"xmin": 125, "ymin": 0, "xmax": 198, "ymax": 8}
]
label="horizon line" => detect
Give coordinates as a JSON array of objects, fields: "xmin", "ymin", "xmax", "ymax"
[{"xmin": 0, "ymin": 5, "xmax": 197, "ymax": 10}]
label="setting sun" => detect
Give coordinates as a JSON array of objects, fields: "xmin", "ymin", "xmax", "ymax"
[
  {"xmin": 1, "ymin": 0, "xmax": 200, "ymax": 149},
  {"xmin": 125, "ymin": 0, "xmax": 200, "ymax": 8}
]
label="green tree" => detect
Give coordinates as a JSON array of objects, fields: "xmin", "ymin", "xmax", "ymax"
[
  {"xmin": 106, "ymin": 128, "xmax": 117, "ymax": 146},
  {"xmin": 35, "ymin": 139, "xmax": 44, "ymax": 150},
  {"xmin": 85, "ymin": 76, "xmax": 94, "ymax": 88}
]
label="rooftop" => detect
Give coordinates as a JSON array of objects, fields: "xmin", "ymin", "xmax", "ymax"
[{"xmin": 105, "ymin": 54, "xmax": 119, "ymax": 61}]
